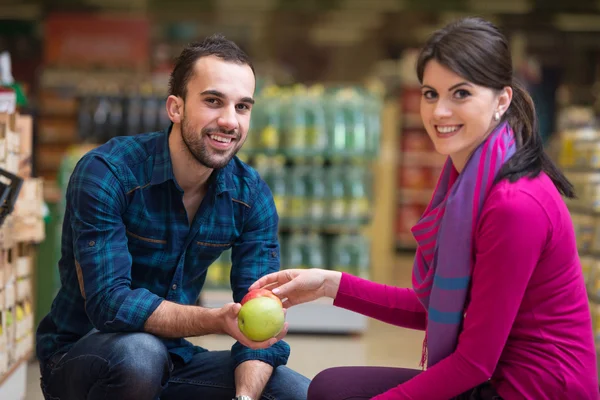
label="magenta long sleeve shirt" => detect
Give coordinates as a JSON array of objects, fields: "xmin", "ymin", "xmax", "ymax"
[{"xmin": 334, "ymin": 174, "xmax": 599, "ymax": 399}]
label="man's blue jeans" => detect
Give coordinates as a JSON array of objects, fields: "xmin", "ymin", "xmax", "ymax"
[{"xmin": 39, "ymin": 330, "xmax": 310, "ymax": 400}]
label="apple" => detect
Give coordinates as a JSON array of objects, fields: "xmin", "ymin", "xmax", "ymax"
[
  {"xmin": 238, "ymin": 296, "xmax": 285, "ymax": 342},
  {"xmin": 241, "ymin": 288, "xmax": 282, "ymax": 307}
]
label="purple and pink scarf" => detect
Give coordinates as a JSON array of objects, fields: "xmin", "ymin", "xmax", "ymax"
[{"xmin": 411, "ymin": 122, "xmax": 516, "ymax": 368}]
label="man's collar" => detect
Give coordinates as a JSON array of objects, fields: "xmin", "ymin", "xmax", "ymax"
[{"xmin": 150, "ymin": 125, "xmax": 175, "ymax": 186}]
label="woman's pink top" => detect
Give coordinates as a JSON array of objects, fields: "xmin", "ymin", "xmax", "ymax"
[{"xmin": 334, "ymin": 174, "xmax": 599, "ymax": 399}]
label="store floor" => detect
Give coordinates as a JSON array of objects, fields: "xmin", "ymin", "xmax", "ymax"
[{"xmin": 25, "ymin": 256, "xmax": 419, "ymax": 399}]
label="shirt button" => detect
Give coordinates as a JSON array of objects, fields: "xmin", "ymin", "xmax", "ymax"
[
  {"xmin": 88, "ymin": 241, "xmax": 95, "ymax": 247},
  {"xmin": 172, "ymin": 284, "xmax": 178, "ymax": 290},
  {"xmin": 271, "ymin": 251, "xmax": 277, "ymax": 258}
]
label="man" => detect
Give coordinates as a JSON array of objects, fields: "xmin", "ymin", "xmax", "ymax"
[{"xmin": 36, "ymin": 34, "xmax": 310, "ymax": 400}]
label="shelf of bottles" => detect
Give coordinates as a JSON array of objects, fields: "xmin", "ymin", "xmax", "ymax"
[
  {"xmin": 555, "ymin": 106, "xmax": 600, "ymax": 361},
  {"xmin": 203, "ymin": 84, "xmax": 381, "ymax": 333},
  {"xmin": 204, "ymin": 84, "xmax": 380, "ymax": 286}
]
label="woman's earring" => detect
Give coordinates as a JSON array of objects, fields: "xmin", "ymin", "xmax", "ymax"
[{"xmin": 494, "ymin": 111, "xmax": 500, "ymax": 121}]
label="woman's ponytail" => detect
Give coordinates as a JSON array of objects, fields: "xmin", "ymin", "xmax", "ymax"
[
  {"xmin": 497, "ymin": 80, "xmax": 575, "ymax": 198},
  {"xmin": 507, "ymin": 81, "xmax": 536, "ymax": 148}
]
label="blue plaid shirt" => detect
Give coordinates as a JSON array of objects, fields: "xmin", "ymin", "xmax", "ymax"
[{"xmin": 36, "ymin": 128, "xmax": 290, "ymax": 368}]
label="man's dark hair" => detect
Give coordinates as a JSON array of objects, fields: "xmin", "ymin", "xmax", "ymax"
[{"xmin": 168, "ymin": 33, "xmax": 254, "ymax": 100}]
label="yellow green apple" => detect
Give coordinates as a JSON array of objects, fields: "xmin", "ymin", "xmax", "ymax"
[{"xmin": 238, "ymin": 296, "xmax": 285, "ymax": 342}]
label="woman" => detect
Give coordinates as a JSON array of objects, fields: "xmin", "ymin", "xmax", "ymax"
[{"xmin": 249, "ymin": 17, "xmax": 599, "ymax": 399}]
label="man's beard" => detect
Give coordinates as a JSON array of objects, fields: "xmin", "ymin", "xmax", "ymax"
[{"xmin": 181, "ymin": 116, "xmax": 241, "ymax": 169}]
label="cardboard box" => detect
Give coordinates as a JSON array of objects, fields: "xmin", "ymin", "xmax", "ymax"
[
  {"xmin": 0, "ymin": 216, "xmax": 14, "ymax": 251},
  {"xmin": 0, "ymin": 308, "xmax": 7, "ymax": 376},
  {"xmin": 13, "ymin": 217, "xmax": 45, "ymax": 244},
  {"xmin": 16, "ymin": 278, "xmax": 30, "ymax": 303},
  {"xmin": 0, "ymin": 112, "xmax": 21, "ymax": 154},
  {"xmin": 14, "ymin": 179, "xmax": 44, "ymax": 218},
  {"xmin": 4, "ymin": 280, "xmax": 15, "ymax": 310},
  {"xmin": 15, "ymin": 244, "xmax": 32, "ymax": 279},
  {"xmin": 4, "ymin": 306, "xmax": 15, "ymax": 365},
  {"xmin": 16, "ymin": 114, "xmax": 32, "ymax": 178},
  {"xmin": 15, "ymin": 301, "xmax": 32, "ymax": 340}
]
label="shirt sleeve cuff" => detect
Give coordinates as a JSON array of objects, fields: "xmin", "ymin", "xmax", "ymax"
[
  {"xmin": 231, "ymin": 340, "xmax": 291, "ymax": 369},
  {"xmin": 103, "ymin": 289, "xmax": 164, "ymax": 332}
]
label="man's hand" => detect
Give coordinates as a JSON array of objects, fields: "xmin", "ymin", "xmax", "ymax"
[
  {"xmin": 235, "ymin": 360, "xmax": 273, "ymax": 399},
  {"xmin": 219, "ymin": 303, "xmax": 289, "ymax": 350}
]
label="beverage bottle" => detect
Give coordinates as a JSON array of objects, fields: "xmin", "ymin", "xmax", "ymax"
[
  {"xmin": 346, "ymin": 89, "xmax": 367, "ymax": 158},
  {"xmin": 304, "ymin": 232, "xmax": 325, "ymax": 269},
  {"xmin": 286, "ymin": 232, "xmax": 306, "ymax": 269},
  {"xmin": 307, "ymin": 166, "xmax": 326, "ymax": 224},
  {"xmin": 349, "ymin": 233, "xmax": 370, "ymax": 279},
  {"xmin": 330, "ymin": 235, "xmax": 352, "ymax": 274},
  {"xmin": 306, "ymin": 85, "xmax": 327, "ymax": 157},
  {"xmin": 326, "ymin": 89, "xmax": 347, "ymax": 160},
  {"xmin": 287, "ymin": 166, "xmax": 307, "ymax": 226},
  {"xmin": 327, "ymin": 166, "xmax": 346, "ymax": 223},
  {"xmin": 347, "ymin": 166, "xmax": 370, "ymax": 223}
]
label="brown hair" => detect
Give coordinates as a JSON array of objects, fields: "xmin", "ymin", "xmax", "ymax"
[
  {"xmin": 168, "ymin": 33, "xmax": 254, "ymax": 100},
  {"xmin": 416, "ymin": 17, "xmax": 574, "ymax": 198}
]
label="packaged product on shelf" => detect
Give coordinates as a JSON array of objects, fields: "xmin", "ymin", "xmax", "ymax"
[
  {"xmin": 306, "ymin": 166, "xmax": 326, "ymax": 223},
  {"xmin": 0, "ymin": 309, "xmax": 7, "ymax": 376},
  {"xmin": 281, "ymin": 86, "xmax": 307, "ymax": 155},
  {"xmin": 343, "ymin": 89, "xmax": 368, "ymax": 158},
  {"xmin": 590, "ymin": 142, "xmax": 600, "ymax": 170},
  {"xmin": 346, "ymin": 167, "xmax": 370, "ymax": 222},
  {"xmin": 325, "ymin": 91, "xmax": 348, "ymax": 159},
  {"xmin": 303, "ymin": 233, "xmax": 325, "ymax": 269},
  {"xmin": 256, "ymin": 87, "xmax": 282, "ymax": 152},
  {"xmin": 326, "ymin": 166, "xmax": 347, "ymax": 223},
  {"xmin": 269, "ymin": 162, "xmax": 287, "ymax": 221},
  {"xmin": 282, "ymin": 233, "xmax": 307, "ymax": 269},
  {"xmin": 305, "ymin": 86, "xmax": 327, "ymax": 155},
  {"xmin": 5, "ymin": 306, "xmax": 15, "ymax": 364},
  {"xmin": 16, "ymin": 113, "xmax": 33, "ymax": 178},
  {"xmin": 347, "ymin": 233, "xmax": 370, "ymax": 279},
  {"xmin": 575, "ymin": 214, "xmax": 595, "ymax": 253},
  {"xmin": 328, "ymin": 234, "xmax": 369, "ymax": 277},
  {"xmin": 581, "ymin": 256, "xmax": 595, "ymax": 290},
  {"xmin": 365, "ymin": 91, "xmax": 382, "ymax": 159},
  {"xmin": 287, "ymin": 166, "xmax": 308, "ymax": 225},
  {"xmin": 329, "ymin": 235, "xmax": 351, "ymax": 274},
  {"xmin": 592, "ymin": 219, "xmax": 600, "ymax": 254}
]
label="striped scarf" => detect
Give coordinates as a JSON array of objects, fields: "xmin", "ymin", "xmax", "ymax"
[{"xmin": 411, "ymin": 122, "xmax": 516, "ymax": 368}]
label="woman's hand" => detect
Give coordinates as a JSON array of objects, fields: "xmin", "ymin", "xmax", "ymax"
[{"xmin": 248, "ymin": 269, "xmax": 342, "ymax": 308}]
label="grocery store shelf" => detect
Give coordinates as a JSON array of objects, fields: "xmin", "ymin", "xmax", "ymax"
[
  {"xmin": 0, "ymin": 351, "xmax": 32, "ymax": 391},
  {"xmin": 279, "ymin": 220, "xmax": 370, "ymax": 233},
  {"xmin": 201, "ymin": 289, "xmax": 368, "ymax": 334},
  {"xmin": 239, "ymin": 148, "xmax": 378, "ymax": 161}
]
